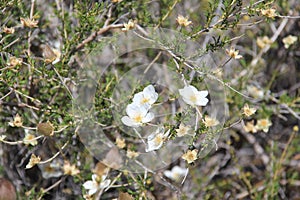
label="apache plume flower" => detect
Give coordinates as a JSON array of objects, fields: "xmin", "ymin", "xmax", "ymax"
[
  {"xmin": 7, "ymin": 57, "xmax": 22, "ymax": 68},
  {"xmin": 23, "ymin": 131, "xmax": 38, "ymax": 146},
  {"xmin": 243, "ymin": 121, "xmax": 257, "ymax": 133},
  {"xmin": 242, "ymin": 104, "xmax": 257, "ymax": 117},
  {"xmin": 226, "ymin": 47, "xmax": 243, "ymax": 59},
  {"xmin": 176, "ymin": 15, "xmax": 192, "ymax": 27},
  {"xmin": 121, "ymin": 103, "xmax": 154, "ymax": 127},
  {"xmin": 179, "ymin": 85, "xmax": 209, "ymax": 107},
  {"xmin": 176, "ymin": 123, "xmax": 191, "ymax": 137},
  {"xmin": 256, "ymin": 118, "xmax": 272, "ymax": 133},
  {"xmin": 83, "ymin": 174, "xmax": 111, "ymax": 196},
  {"xmin": 146, "ymin": 128, "xmax": 170, "ymax": 152},
  {"xmin": 126, "ymin": 150, "xmax": 139, "ymax": 159},
  {"xmin": 115, "ymin": 137, "xmax": 126, "ymax": 149},
  {"xmin": 2, "ymin": 27, "xmax": 15, "ymax": 34},
  {"xmin": 261, "ymin": 8, "xmax": 277, "ymax": 19},
  {"xmin": 256, "ymin": 36, "xmax": 272, "ymax": 49},
  {"xmin": 182, "ymin": 149, "xmax": 198, "ymax": 164},
  {"xmin": 8, "ymin": 114, "xmax": 23, "ymax": 127},
  {"xmin": 26, "ymin": 154, "xmax": 41, "ymax": 169},
  {"xmin": 63, "ymin": 161, "xmax": 80, "ymax": 176},
  {"xmin": 132, "ymin": 85, "xmax": 158, "ymax": 108},
  {"xmin": 20, "ymin": 17, "xmax": 38, "ymax": 28},
  {"xmin": 163, "ymin": 166, "xmax": 188, "ymax": 182},
  {"xmin": 282, "ymin": 35, "xmax": 297, "ymax": 49},
  {"xmin": 122, "ymin": 19, "xmax": 135, "ymax": 31},
  {"xmin": 203, "ymin": 116, "xmax": 219, "ymax": 127}
]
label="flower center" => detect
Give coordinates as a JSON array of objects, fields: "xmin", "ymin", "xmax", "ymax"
[
  {"xmin": 141, "ymin": 97, "xmax": 150, "ymax": 104},
  {"xmin": 189, "ymin": 95, "xmax": 197, "ymax": 103},
  {"xmin": 154, "ymin": 135, "xmax": 163, "ymax": 145},
  {"xmin": 187, "ymin": 153, "xmax": 195, "ymax": 161},
  {"xmin": 260, "ymin": 120, "xmax": 268, "ymax": 126},
  {"xmin": 133, "ymin": 114, "xmax": 143, "ymax": 123}
]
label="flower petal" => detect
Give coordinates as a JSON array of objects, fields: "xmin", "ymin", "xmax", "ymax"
[
  {"xmin": 83, "ymin": 181, "xmax": 96, "ymax": 190},
  {"xmin": 142, "ymin": 112, "xmax": 154, "ymax": 123},
  {"xmin": 100, "ymin": 179, "xmax": 111, "ymax": 189},
  {"xmin": 121, "ymin": 116, "xmax": 140, "ymax": 127}
]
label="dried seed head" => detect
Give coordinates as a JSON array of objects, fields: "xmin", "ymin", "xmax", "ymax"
[{"xmin": 37, "ymin": 122, "xmax": 54, "ymax": 136}]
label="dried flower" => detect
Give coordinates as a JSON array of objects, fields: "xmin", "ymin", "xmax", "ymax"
[
  {"xmin": 2, "ymin": 27, "xmax": 15, "ymax": 34},
  {"xmin": 37, "ymin": 122, "xmax": 54, "ymax": 136},
  {"xmin": 8, "ymin": 114, "xmax": 23, "ymax": 127},
  {"xmin": 63, "ymin": 160, "xmax": 80, "ymax": 176},
  {"xmin": 182, "ymin": 149, "xmax": 198, "ymax": 164},
  {"xmin": 126, "ymin": 150, "xmax": 139, "ymax": 159},
  {"xmin": 203, "ymin": 116, "xmax": 219, "ymax": 127},
  {"xmin": 257, "ymin": 36, "xmax": 272, "ymax": 49},
  {"xmin": 242, "ymin": 104, "xmax": 256, "ymax": 117},
  {"xmin": 92, "ymin": 162, "xmax": 109, "ymax": 177},
  {"xmin": 243, "ymin": 121, "xmax": 257, "ymax": 133},
  {"xmin": 122, "ymin": 19, "xmax": 135, "ymax": 31},
  {"xmin": 7, "ymin": 57, "xmax": 22, "ymax": 68},
  {"xmin": 256, "ymin": 118, "xmax": 272, "ymax": 133},
  {"xmin": 176, "ymin": 123, "xmax": 191, "ymax": 137},
  {"xmin": 261, "ymin": 8, "xmax": 277, "ymax": 19},
  {"xmin": 176, "ymin": 15, "xmax": 192, "ymax": 27},
  {"xmin": 282, "ymin": 35, "xmax": 297, "ymax": 49},
  {"xmin": 20, "ymin": 17, "xmax": 38, "ymax": 28},
  {"xmin": 116, "ymin": 137, "xmax": 126, "ymax": 149},
  {"xmin": 26, "ymin": 154, "xmax": 41, "ymax": 169},
  {"xmin": 41, "ymin": 44, "xmax": 61, "ymax": 64},
  {"xmin": 226, "ymin": 47, "xmax": 243, "ymax": 59}
]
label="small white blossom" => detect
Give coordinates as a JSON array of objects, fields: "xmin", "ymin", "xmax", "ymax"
[
  {"xmin": 256, "ymin": 118, "xmax": 272, "ymax": 133},
  {"xmin": 146, "ymin": 127, "xmax": 170, "ymax": 152},
  {"xmin": 121, "ymin": 103, "xmax": 154, "ymax": 127},
  {"xmin": 179, "ymin": 85, "xmax": 209, "ymax": 107},
  {"xmin": 175, "ymin": 123, "xmax": 190, "ymax": 137},
  {"xmin": 282, "ymin": 35, "xmax": 297, "ymax": 49},
  {"xmin": 132, "ymin": 85, "xmax": 158, "ymax": 108},
  {"xmin": 247, "ymin": 86, "xmax": 264, "ymax": 99},
  {"xmin": 163, "ymin": 166, "xmax": 188, "ymax": 182},
  {"xmin": 83, "ymin": 174, "xmax": 111, "ymax": 196}
]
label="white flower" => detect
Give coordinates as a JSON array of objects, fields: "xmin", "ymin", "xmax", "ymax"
[
  {"xmin": 163, "ymin": 166, "xmax": 188, "ymax": 182},
  {"xmin": 38, "ymin": 160, "xmax": 63, "ymax": 179},
  {"xmin": 179, "ymin": 85, "xmax": 209, "ymax": 107},
  {"xmin": 226, "ymin": 47, "xmax": 243, "ymax": 59},
  {"xmin": 175, "ymin": 123, "xmax": 190, "ymax": 137},
  {"xmin": 247, "ymin": 86, "xmax": 264, "ymax": 99},
  {"xmin": 132, "ymin": 85, "xmax": 158, "ymax": 108},
  {"xmin": 282, "ymin": 35, "xmax": 297, "ymax": 49},
  {"xmin": 146, "ymin": 127, "xmax": 170, "ymax": 152},
  {"xmin": 256, "ymin": 118, "xmax": 272, "ymax": 133},
  {"xmin": 83, "ymin": 174, "xmax": 111, "ymax": 196},
  {"xmin": 121, "ymin": 103, "xmax": 154, "ymax": 127},
  {"xmin": 203, "ymin": 116, "xmax": 219, "ymax": 127},
  {"xmin": 23, "ymin": 129, "xmax": 38, "ymax": 146}
]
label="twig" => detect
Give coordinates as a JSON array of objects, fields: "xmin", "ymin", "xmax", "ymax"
[{"xmin": 74, "ymin": 24, "xmax": 123, "ymax": 52}]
